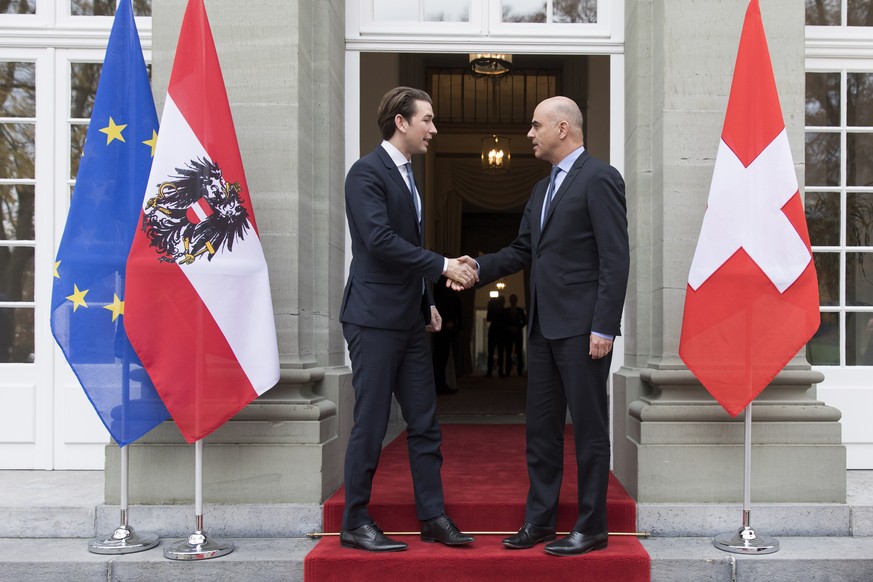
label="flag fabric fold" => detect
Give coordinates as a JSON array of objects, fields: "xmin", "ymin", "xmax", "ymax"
[
  {"xmin": 50, "ymin": 0, "xmax": 170, "ymax": 446},
  {"xmin": 124, "ymin": 0, "xmax": 280, "ymax": 443},
  {"xmin": 679, "ymin": 0, "xmax": 820, "ymax": 416}
]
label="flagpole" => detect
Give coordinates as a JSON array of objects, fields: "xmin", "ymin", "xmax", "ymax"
[
  {"xmin": 163, "ymin": 439, "xmax": 233, "ymax": 560},
  {"xmin": 713, "ymin": 402, "xmax": 779, "ymax": 554},
  {"xmin": 88, "ymin": 445, "xmax": 160, "ymax": 554}
]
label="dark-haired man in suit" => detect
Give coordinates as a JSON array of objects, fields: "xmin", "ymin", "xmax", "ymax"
[
  {"xmin": 464, "ymin": 96, "xmax": 629, "ymax": 557},
  {"xmin": 339, "ymin": 86, "xmax": 477, "ymax": 552}
]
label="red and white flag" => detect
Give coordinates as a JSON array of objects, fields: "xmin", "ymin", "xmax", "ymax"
[
  {"xmin": 679, "ymin": 0, "xmax": 820, "ymax": 417},
  {"xmin": 125, "ymin": 0, "xmax": 279, "ymax": 442}
]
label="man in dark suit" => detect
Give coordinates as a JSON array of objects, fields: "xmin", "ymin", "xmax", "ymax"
[
  {"xmin": 506, "ymin": 294, "xmax": 527, "ymax": 375},
  {"xmin": 465, "ymin": 96, "xmax": 629, "ymax": 556},
  {"xmin": 339, "ymin": 86, "xmax": 477, "ymax": 552}
]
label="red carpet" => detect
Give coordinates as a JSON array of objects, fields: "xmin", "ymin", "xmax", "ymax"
[{"xmin": 305, "ymin": 424, "xmax": 649, "ymax": 581}]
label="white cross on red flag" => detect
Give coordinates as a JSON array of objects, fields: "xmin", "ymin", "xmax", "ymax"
[{"xmin": 679, "ymin": 0, "xmax": 820, "ymax": 417}]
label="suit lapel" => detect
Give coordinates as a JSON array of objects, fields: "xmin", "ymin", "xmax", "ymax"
[{"xmin": 540, "ymin": 152, "xmax": 591, "ymax": 233}]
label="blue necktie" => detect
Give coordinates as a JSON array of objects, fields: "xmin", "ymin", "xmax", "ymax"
[
  {"xmin": 541, "ymin": 166, "xmax": 561, "ymax": 227},
  {"xmin": 404, "ymin": 163, "xmax": 422, "ymax": 226}
]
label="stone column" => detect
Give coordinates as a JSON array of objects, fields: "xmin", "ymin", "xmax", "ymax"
[
  {"xmin": 615, "ymin": 0, "xmax": 845, "ymax": 505},
  {"xmin": 106, "ymin": 0, "xmax": 352, "ymax": 506}
]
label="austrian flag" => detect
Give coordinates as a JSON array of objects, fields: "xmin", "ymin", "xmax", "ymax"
[
  {"xmin": 125, "ymin": 0, "xmax": 280, "ymax": 442},
  {"xmin": 679, "ymin": 0, "xmax": 820, "ymax": 417}
]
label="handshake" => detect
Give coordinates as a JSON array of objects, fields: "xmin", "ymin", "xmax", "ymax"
[{"xmin": 444, "ymin": 256, "xmax": 479, "ymax": 291}]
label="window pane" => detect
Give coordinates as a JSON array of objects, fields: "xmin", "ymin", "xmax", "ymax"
[
  {"xmin": 0, "ymin": 185, "xmax": 34, "ymax": 241},
  {"xmin": 806, "ymin": 73, "xmax": 840, "ymax": 127},
  {"xmin": 849, "ymin": 312, "xmax": 873, "ymax": 365},
  {"xmin": 0, "ymin": 62, "xmax": 36, "ymax": 118},
  {"xmin": 70, "ymin": 123, "xmax": 88, "ymax": 180},
  {"xmin": 806, "ymin": 0, "xmax": 840, "ymax": 26},
  {"xmin": 815, "ymin": 252, "xmax": 839, "ymax": 306},
  {"xmin": 847, "ymin": 192, "xmax": 873, "ymax": 247},
  {"xmin": 1, "ymin": 0, "xmax": 35, "ymax": 15},
  {"xmin": 70, "ymin": 63, "xmax": 101, "ymax": 119},
  {"xmin": 502, "ymin": 0, "xmax": 546, "ymax": 22},
  {"xmin": 847, "ymin": 133, "xmax": 873, "ymax": 186},
  {"xmin": 848, "ymin": 0, "xmax": 873, "ymax": 26},
  {"xmin": 807, "ymin": 311, "xmax": 839, "ymax": 365},
  {"xmin": 805, "ymin": 132, "xmax": 840, "ymax": 187},
  {"xmin": 424, "ymin": 0, "xmax": 469, "ymax": 22},
  {"xmin": 0, "ymin": 246, "xmax": 34, "ymax": 302},
  {"xmin": 71, "ymin": 0, "xmax": 151, "ymax": 17},
  {"xmin": 846, "ymin": 252, "xmax": 873, "ymax": 306},
  {"xmin": 373, "ymin": 0, "xmax": 419, "ymax": 20},
  {"xmin": 0, "ymin": 123, "xmax": 35, "ymax": 179},
  {"xmin": 806, "ymin": 192, "xmax": 840, "ymax": 246},
  {"xmin": 847, "ymin": 73, "xmax": 873, "ymax": 126},
  {"xmin": 0, "ymin": 308, "xmax": 33, "ymax": 363},
  {"xmin": 553, "ymin": 0, "xmax": 596, "ymax": 23}
]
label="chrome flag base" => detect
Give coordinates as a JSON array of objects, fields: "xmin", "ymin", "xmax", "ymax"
[
  {"xmin": 88, "ymin": 525, "xmax": 159, "ymax": 554},
  {"xmin": 713, "ymin": 526, "xmax": 779, "ymax": 555},
  {"xmin": 163, "ymin": 530, "xmax": 233, "ymax": 560}
]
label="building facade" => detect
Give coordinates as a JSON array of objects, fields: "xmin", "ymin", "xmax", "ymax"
[{"xmin": 0, "ymin": 0, "xmax": 870, "ymax": 507}]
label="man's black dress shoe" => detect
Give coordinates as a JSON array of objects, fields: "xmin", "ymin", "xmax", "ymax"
[
  {"xmin": 340, "ymin": 523, "xmax": 407, "ymax": 552},
  {"xmin": 544, "ymin": 531, "xmax": 608, "ymax": 556},
  {"xmin": 420, "ymin": 514, "xmax": 475, "ymax": 545},
  {"xmin": 502, "ymin": 522, "xmax": 557, "ymax": 549}
]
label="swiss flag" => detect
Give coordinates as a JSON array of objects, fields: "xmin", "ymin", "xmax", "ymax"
[
  {"xmin": 679, "ymin": 0, "xmax": 820, "ymax": 417},
  {"xmin": 125, "ymin": 0, "xmax": 280, "ymax": 442}
]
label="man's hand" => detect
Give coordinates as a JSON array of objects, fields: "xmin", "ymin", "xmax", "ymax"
[
  {"xmin": 444, "ymin": 256, "xmax": 478, "ymax": 291},
  {"xmin": 426, "ymin": 306, "xmax": 443, "ymax": 333},
  {"xmin": 589, "ymin": 334, "xmax": 613, "ymax": 360}
]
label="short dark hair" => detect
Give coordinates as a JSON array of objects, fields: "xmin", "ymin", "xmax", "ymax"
[{"xmin": 377, "ymin": 86, "xmax": 433, "ymax": 141}]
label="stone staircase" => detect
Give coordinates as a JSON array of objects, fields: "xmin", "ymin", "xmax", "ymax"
[{"xmin": 0, "ymin": 470, "xmax": 871, "ymax": 581}]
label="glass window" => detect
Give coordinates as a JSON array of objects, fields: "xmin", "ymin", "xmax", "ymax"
[
  {"xmin": 1, "ymin": 0, "xmax": 35, "ymax": 15},
  {"xmin": 806, "ymin": 0, "xmax": 840, "ymax": 26},
  {"xmin": 424, "ymin": 0, "xmax": 470, "ymax": 22},
  {"xmin": 806, "ymin": 72, "xmax": 840, "ymax": 127},
  {"xmin": 848, "ymin": 73, "xmax": 873, "ymax": 126},
  {"xmin": 0, "ymin": 62, "xmax": 36, "ymax": 118},
  {"xmin": 814, "ymin": 252, "xmax": 840, "ymax": 306},
  {"xmin": 848, "ymin": 0, "xmax": 873, "ymax": 26},
  {"xmin": 502, "ymin": 0, "xmax": 546, "ymax": 23},
  {"xmin": 0, "ymin": 185, "xmax": 34, "ymax": 241},
  {"xmin": 805, "ymin": 132, "xmax": 840, "ymax": 187},
  {"xmin": 807, "ymin": 311, "xmax": 840, "ymax": 365},
  {"xmin": 71, "ymin": 0, "xmax": 152, "ymax": 17},
  {"xmin": 373, "ymin": 0, "xmax": 419, "ymax": 20},
  {"xmin": 0, "ymin": 308, "xmax": 34, "ymax": 363},
  {"xmin": 849, "ymin": 311, "xmax": 873, "ymax": 365},
  {"xmin": 806, "ymin": 191, "xmax": 840, "ymax": 246},
  {"xmin": 553, "ymin": 0, "xmax": 596, "ymax": 23},
  {"xmin": 70, "ymin": 63, "xmax": 101, "ymax": 119},
  {"xmin": 0, "ymin": 124, "xmax": 36, "ymax": 180}
]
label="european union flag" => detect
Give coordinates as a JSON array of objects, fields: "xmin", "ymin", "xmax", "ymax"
[{"xmin": 50, "ymin": 0, "xmax": 170, "ymax": 446}]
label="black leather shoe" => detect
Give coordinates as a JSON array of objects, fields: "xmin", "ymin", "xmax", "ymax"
[
  {"xmin": 502, "ymin": 522, "xmax": 557, "ymax": 549},
  {"xmin": 340, "ymin": 523, "xmax": 407, "ymax": 552},
  {"xmin": 421, "ymin": 514, "xmax": 475, "ymax": 545},
  {"xmin": 545, "ymin": 531, "xmax": 608, "ymax": 556}
]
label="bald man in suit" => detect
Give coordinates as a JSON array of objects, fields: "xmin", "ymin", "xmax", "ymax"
[{"xmin": 467, "ymin": 96, "xmax": 629, "ymax": 556}]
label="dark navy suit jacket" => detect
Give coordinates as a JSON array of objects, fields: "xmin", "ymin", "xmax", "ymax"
[
  {"xmin": 340, "ymin": 146, "xmax": 444, "ymax": 330},
  {"xmin": 477, "ymin": 151, "xmax": 629, "ymax": 340}
]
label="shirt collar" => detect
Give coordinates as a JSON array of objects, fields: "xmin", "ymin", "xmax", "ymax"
[
  {"xmin": 555, "ymin": 146, "xmax": 586, "ymax": 174},
  {"xmin": 381, "ymin": 140, "xmax": 409, "ymax": 168}
]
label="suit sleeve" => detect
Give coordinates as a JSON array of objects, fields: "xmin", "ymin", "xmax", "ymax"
[
  {"xmin": 345, "ymin": 160, "xmax": 445, "ymax": 281},
  {"xmin": 588, "ymin": 164, "xmax": 630, "ymax": 336}
]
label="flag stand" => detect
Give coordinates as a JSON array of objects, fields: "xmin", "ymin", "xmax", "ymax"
[
  {"xmin": 713, "ymin": 403, "xmax": 779, "ymax": 554},
  {"xmin": 89, "ymin": 445, "xmax": 159, "ymax": 554},
  {"xmin": 164, "ymin": 440, "xmax": 233, "ymax": 560}
]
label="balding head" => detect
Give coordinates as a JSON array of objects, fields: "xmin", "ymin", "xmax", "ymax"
[{"xmin": 527, "ymin": 97, "xmax": 584, "ymax": 165}]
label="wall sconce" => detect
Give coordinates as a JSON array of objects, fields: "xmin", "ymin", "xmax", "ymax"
[
  {"xmin": 496, "ymin": 282, "xmax": 506, "ymax": 291},
  {"xmin": 469, "ymin": 53, "xmax": 513, "ymax": 78},
  {"xmin": 482, "ymin": 135, "xmax": 511, "ymax": 174}
]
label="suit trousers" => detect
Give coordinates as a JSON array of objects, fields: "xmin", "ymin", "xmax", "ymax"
[
  {"xmin": 341, "ymin": 318, "xmax": 445, "ymax": 530},
  {"xmin": 524, "ymin": 318, "xmax": 612, "ymax": 534}
]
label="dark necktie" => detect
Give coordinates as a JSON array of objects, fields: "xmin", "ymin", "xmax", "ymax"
[
  {"xmin": 541, "ymin": 166, "xmax": 561, "ymax": 227},
  {"xmin": 404, "ymin": 162, "xmax": 422, "ymax": 225}
]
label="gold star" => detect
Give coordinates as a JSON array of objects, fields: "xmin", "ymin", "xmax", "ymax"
[
  {"xmin": 66, "ymin": 284, "xmax": 89, "ymax": 312},
  {"xmin": 103, "ymin": 294, "xmax": 124, "ymax": 322},
  {"xmin": 99, "ymin": 117, "xmax": 127, "ymax": 145},
  {"xmin": 143, "ymin": 129, "xmax": 158, "ymax": 157},
  {"xmin": 54, "ymin": 260, "xmax": 60, "ymax": 278}
]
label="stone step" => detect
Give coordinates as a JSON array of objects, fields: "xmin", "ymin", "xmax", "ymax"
[{"xmin": 1, "ymin": 536, "xmax": 871, "ymax": 581}]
